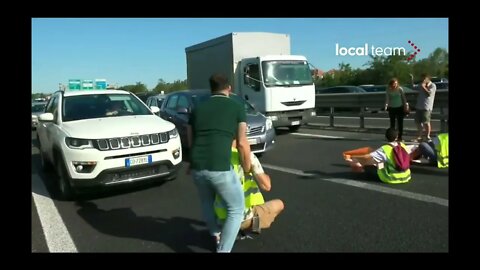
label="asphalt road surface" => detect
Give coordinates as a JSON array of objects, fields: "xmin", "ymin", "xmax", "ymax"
[{"xmin": 31, "ymin": 127, "xmax": 448, "ymax": 252}]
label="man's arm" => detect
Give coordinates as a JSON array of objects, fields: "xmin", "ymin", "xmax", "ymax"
[
  {"xmin": 236, "ymin": 122, "xmax": 251, "ymax": 173},
  {"xmin": 250, "ymin": 152, "xmax": 270, "ymax": 191},
  {"xmin": 421, "ymin": 82, "xmax": 431, "ymax": 95},
  {"xmin": 254, "ymin": 173, "xmax": 271, "ymax": 191},
  {"xmin": 350, "ymin": 153, "xmax": 377, "ymax": 166}
]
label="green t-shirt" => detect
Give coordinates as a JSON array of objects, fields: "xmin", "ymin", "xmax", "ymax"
[
  {"xmin": 386, "ymin": 87, "xmax": 404, "ymax": 108},
  {"xmin": 189, "ymin": 94, "xmax": 247, "ymax": 171}
]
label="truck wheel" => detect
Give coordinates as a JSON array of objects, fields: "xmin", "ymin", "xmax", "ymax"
[
  {"xmin": 55, "ymin": 158, "xmax": 75, "ymax": 201},
  {"xmin": 288, "ymin": 125, "xmax": 301, "ymax": 132}
]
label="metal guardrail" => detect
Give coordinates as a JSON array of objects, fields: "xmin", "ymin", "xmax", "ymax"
[{"xmin": 314, "ymin": 90, "xmax": 448, "ymax": 132}]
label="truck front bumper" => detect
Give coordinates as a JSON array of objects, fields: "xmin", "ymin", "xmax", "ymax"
[{"xmin": 266, "ymin": 108, "xmax": 316, "ymax": 128}]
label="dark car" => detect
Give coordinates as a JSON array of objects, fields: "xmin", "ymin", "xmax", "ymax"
[
  {"xmin": 358, "ymin": 85, "xmax": 415, "ymax": 93},
  {"xmin": 159, "ymin": 89, "xmax": 275, "ymax": 154},
  {"xmin": 134, "ymin": 91, "xmax": 156, "ymax": 103},
  {"xmin": 357, "ymin": 85, "xmax": 414, "ymax": 112},
  {"xmin": 413, "ymin": 77, "xmax": 448, "ymax": 89},
  {"xmin": 145, "ymin": 94, "xmax": 166, "ymax": 116},
  {"xmin": 315, "ymin": 86, "xmax": 367, "ymax": 112},
  {"xmin": 316, "ymin": 85, "xmax": 367, "ymax": 94},
  {"xmin": 32, "ymin": 101, "xmax": 47, "ymax": 129},
  {"xmin": 435, "ymin": 82, "xmax": 449, "ymax": 90}
]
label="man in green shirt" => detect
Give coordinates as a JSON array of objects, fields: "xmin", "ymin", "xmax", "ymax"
[{"xmin": 187, "ymin": 73, "xmax": 251, "ymax": 253}]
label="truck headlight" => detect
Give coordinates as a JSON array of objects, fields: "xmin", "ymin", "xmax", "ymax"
[
  {"xmin": 168, "ymin": 128, "xmax": 179, "ymax": 139},
  {"xmin": 266, "ymin": 118, "xmax": 273, "ymax": 130},
  {"xmin": 65, "ymin": 137, "xmax": 94, "ymax": 149}
]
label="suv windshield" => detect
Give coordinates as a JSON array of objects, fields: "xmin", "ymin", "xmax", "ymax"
[{"xmin": 62, "ymin": 93, "xmax": 152, "ymax": 122}]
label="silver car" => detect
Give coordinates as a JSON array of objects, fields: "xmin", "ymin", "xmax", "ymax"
[
  {"xmin": 32, "ymin": 101, "xmax": 47, "ymax": 129},
  {"xmin": 159, "ymin": 89, "xmax": 275, "ymax": 154}
]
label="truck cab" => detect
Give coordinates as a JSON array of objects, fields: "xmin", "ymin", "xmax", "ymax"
[
  {"xmin": 240, "ymin": 55, "xmax": 316, "ymax": 130},
  {"xmin": 186, "ymin": 32, "xmax": 316, "ymax": 131}
]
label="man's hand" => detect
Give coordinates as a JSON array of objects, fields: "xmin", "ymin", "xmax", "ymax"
[{"xmin": 422, "ymin": 82, "xmax": 431, "ymax": 95}]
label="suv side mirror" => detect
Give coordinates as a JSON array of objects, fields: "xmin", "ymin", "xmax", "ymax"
[
  {"xmin": 39, "ymin": 113, "xmax": 54, "ymax": 122},
  {"xmin": 150, "ymin": 106, "xmax": 160, "ymax": 114}
]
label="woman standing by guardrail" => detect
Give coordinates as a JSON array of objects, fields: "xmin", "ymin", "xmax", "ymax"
[{"xmin": 384, "ymin": 78, "xmax": 409, "ymax": 141}]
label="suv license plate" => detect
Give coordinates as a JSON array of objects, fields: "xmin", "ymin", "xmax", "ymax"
[
  {"xmin": 125, "ymin": 155, "xmax": 152, "ymax": 167},
  {"xmin": 291, "ymin": 120, "xmax": 300, "ymax": 126}
]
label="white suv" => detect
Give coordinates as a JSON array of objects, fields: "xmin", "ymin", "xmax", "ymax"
[{"xmin": 36, "ymin": 90, "xmax": 182, "ymax": 200}]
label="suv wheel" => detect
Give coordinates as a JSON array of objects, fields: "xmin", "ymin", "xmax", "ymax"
[
  {"xmin": 38, "ymin": 137, "xmax": 53, "ymax": 172},
  {"xmin": 55, "ymin": 158, "xmax": 75, "ymax": 201}
]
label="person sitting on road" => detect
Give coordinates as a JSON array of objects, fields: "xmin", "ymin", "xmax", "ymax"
[
  {"xmin": 344, "ymin": 128, "xmax": 411, "ymax": 184},
  {"xmin": 214, "ymin": 139, "xmax": 284, "ymax": 240},
  {"xmin": 106, "ymin": 101, "xmax": 126, "ymax": 116},
  {"xmin": 410, "ymin": 133, "xmax": 448, "ymax": 168}
]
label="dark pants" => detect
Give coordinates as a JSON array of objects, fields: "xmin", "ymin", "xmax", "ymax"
[
  {"xmin": 388, "ymin": 106, "xmax": 405, "ymax": 140},
  {"xmin": 419, "ymin": 142, "xmax": 437, "ymax": 164},
  {"xmin": 361, "ymin": 165, "xmax": 381, "ymax": 182}
]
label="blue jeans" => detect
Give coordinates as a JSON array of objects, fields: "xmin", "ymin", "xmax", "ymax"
[
  {"xmin": 419, "ymin": 142, "xmax": 437, "ymax": 164},
  {"xmin": 192, "ymin": 167, "xmax": 244, "ymax": 253}
]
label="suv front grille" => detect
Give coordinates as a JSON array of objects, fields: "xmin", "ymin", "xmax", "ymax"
[{"xmin": 94, "ymin": 132, "xmax": 170, "ymax": 151}]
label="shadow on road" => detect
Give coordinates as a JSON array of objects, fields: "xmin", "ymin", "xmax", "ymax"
[
  {"xmin": 75, "ymin": 201, "xmax": 215, "ymax": 252},
  {"xmin": 302, "ymin": 165, "xmax": 382, "ymax": 183}
]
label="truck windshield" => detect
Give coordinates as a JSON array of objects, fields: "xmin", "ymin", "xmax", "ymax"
[{"xmin": 262, "ymin": 60, "xmax": 313, "ymax": 87}]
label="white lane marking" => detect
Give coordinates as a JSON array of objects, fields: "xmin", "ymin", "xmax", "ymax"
[
  {"xmin": 262, "ymin": 164, "xmax": 448, "ymax": 207},
  {"xmin": 291, "ymin": 133, "xmax": 344, "ymax": 139},
  {"xmin": 314, "ymin": 116, "xmax": 440, "ymax": 122},
  {"xmin": 32, "ymin": 173, "xmax": 78, "ymax": 252}
]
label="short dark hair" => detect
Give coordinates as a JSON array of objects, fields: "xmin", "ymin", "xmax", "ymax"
[
  {"xmin": 385, "ymin": 128, "xmax": 398, "ymax": 142},
  {"xmin": 421, "ymin": 73, "xmax": 431, "ymax": 80},
  {"xmin": 209, "ymin": 73, "xmax": 230, "ymax": 93}
]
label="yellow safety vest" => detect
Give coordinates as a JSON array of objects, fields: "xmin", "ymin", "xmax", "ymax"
[
  {"xmin": 214, "ymin": 148, "xmax": 265, "ymax": 220},
  {"xmin": 436, "ymin": 133, "xmax": 449, "ymax": 168},
  {"xmin": 377, "ymin": 143, "xmax": 411, "ymax": 184}
]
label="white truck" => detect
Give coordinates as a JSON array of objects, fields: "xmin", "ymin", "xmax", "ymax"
[{"xmin": 185, "ymin": 32, "xmax": 316, "ymax": 131}]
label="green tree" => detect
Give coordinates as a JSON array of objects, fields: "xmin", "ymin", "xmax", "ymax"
[
  {"xmin": 118, "ymin": 82, "xmax": 148, "ymax": 94},
  {"xmin": 152, "ymin": 78, "xmax": 188, "ymax": 94},
  {"xmin": 411, "ymin": 48, "xmax": 448, "ymax": 81}
]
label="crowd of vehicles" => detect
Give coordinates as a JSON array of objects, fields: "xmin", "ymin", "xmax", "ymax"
[{"xmin": 33, "ymin": 84, "xmax": 277, "ymax": 200}]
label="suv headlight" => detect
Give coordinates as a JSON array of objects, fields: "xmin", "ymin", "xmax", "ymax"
[
  {"xmin": 65, "ymin": 137, "xmax": 94, "ymax": 149},
  {"xmin": 168, "ymin": 128, "xmax": 179, "ymax": 139},
  {"xmin": 266, "ymin": 118, "xmax": 273, "ymax": 130}
]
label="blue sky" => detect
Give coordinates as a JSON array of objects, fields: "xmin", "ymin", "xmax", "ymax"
[{"xmin": 32, "ymin": 18, "xmax": 448, "ymax": 93}]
